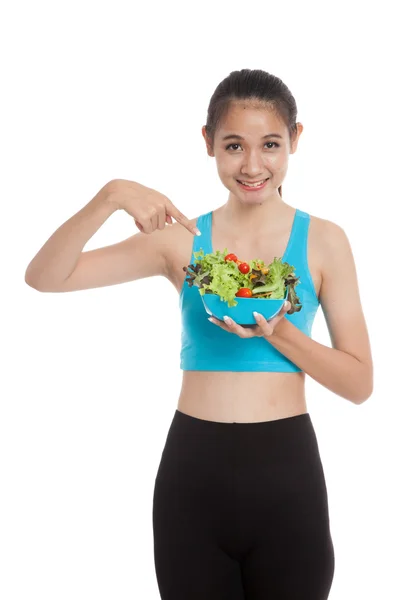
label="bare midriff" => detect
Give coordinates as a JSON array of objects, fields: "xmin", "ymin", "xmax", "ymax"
[
  {"xmin": 166, "ymin": 205, "xmax": 323, "ymax": 424},
  {"xmin": 177, "ymin": 370, "xmax": 307, "ymax": 423}
]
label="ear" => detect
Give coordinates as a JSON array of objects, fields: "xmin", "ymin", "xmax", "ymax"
[
  {"xmin": 202, "ymin": 126, "xmax": 215, "ymax": 157},
  {"xmin": 290, "ymin": 122, "xmax": 304, "ymax": 154}
]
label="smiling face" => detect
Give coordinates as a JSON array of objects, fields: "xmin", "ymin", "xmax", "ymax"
[{"xmin": 202, "ymin": 100, "xmax": 303, "ymax": 204}]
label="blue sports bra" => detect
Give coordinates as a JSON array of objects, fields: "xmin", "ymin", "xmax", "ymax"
[{"xmin": 179, "ymin": 208, "xmax": 320, "ymax": 372}]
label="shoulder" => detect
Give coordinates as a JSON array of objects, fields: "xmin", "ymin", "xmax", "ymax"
[
  {"xmin": 313, "ymin": 214, "xmax": 361, "ymax": 314},
  {"xmin": 305, "ymin": 213, "xmax": 355, "ymax": 293},
  {"xmin": 308, "ymin": 212, "xmax": 351, "ymax": 256},
  {"xmin": 319, "ymin": 216, "xmax": 352, "ymax": 260}
]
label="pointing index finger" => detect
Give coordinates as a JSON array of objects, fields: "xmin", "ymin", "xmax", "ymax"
[{"xmin": 166, "ymin": 201, "xmax": 201, "ymax": 236}]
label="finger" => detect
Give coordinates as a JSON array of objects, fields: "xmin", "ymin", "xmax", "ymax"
[
  {"xmin": 157, "ymin": 210, "xmax": 166, "ymax": 230},
  {"xmin": 151, "ymin": 213, "xmax": 158, "ymax": 232},
  {"xmin": 142, "ymin": 219, "xmax": 153, "ymax": 234},
  {"xmin": 208, "ymin": 316, "xmax": 227, "ymax": 330},
  {"xmin": 134, "ymin": 219, "xmax": 144, "ymax": 232},
  {"xmin": 165, "ymin": 200, "xmax": 201, "ymax": 237},
  {"xmin": 253, "ymin": 312, "xmax": 274, "ymax": 336},
  {"xmin": 209, "ymin": 315, "xmax": 259, "ymax": 338},
  {"xmin": 135, "ymin": 214, "xmax": 153, "ymax": 234},
  {"xmin": 208, "ymin": 316, "xmax": 236, "ymax": 334},
  {"xmin": 221, "ymin": 316, "xmax": 253, "ymax": 338},
  {"xmin": 270, "ymin": 300, "xmax": 290, "ymax": 321},
  {"xmin": 160, "ymin": 206, "xmax": 170, "ymax": 228},
  {"xmin": 256, "ymin": 301, "xmax": 290, "ymax": 333},
  {"xmin": 275, "ymin": 301, "xmax": 291, "ymax": 321}
]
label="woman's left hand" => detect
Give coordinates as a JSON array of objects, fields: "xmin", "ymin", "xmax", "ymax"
[{"xmin": 208, "ymin": 301, "xmax": 291, "ymax": 339}]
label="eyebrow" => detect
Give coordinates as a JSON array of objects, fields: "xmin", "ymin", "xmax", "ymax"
[{"xmin": 222, "ymin": 133, "xmax": 283, "ymax": 141}]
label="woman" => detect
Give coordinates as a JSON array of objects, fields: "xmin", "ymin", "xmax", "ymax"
[{"xmin": 25, "ymin": 69, "xmax": 373, "ymax": 599}]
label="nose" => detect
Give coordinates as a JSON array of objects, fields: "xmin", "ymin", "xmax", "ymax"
[{"xmin": 240, "ymin": 150, "xmax": 266, "ymax": 178}]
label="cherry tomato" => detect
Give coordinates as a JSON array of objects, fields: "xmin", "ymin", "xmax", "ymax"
[
  {"xmin": 225, "ymin": 253, "xmax": 238, "ymax": 262},
  {"xmin": 235, "ymin": 287, "xmax": 253, "ymax": 298},
  {"xmin": 238, "ymin": 262, "xmax": 250, "ymax": 274}
]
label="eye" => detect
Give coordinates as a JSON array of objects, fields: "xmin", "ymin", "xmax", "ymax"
[{"xmin": 225, "ymin": 142, "xmax": 280, "ymax": 151}]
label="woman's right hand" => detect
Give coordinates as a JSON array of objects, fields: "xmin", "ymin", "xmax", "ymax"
[{"xmin": 104, "ymin": 178, "xmax": 201, "ymax": 236}]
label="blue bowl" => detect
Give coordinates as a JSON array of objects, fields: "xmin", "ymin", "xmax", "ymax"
[{"xmin": 201, "ymin": 287, "xmax": 289, "ymax": 325}]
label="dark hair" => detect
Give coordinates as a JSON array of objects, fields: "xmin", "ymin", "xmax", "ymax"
[{"xmin": 204, "ymin": 69, "xmax": 298, "ymax": 198}]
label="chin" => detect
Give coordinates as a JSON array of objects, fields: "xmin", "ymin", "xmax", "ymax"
[
  {"xmin": 237, "ymin": 190, "xmax": 271, "ymax": 203},
  {"xmin": 240, "ymin": 196, "xmax": 265, "ymax": 203}
]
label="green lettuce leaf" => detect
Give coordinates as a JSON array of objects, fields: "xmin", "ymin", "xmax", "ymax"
[{"xmin": 182, "ymin": 249, "xmax": 302, "ymax": 311}]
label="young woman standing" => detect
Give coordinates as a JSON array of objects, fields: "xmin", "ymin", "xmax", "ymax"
[{"xmin": 25, "ymin": 69, "xmax": 373, "ymax": 599}]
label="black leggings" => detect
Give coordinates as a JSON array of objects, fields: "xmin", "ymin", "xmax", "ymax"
[{"xmin": 153, "ymin": 409, "xmax": 335, "ymax": 599}]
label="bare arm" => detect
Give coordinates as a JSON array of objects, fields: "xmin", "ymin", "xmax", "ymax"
[
  {"xmin": 25, "ymin": 182, "xmax": 119, "ymax": 291},
  {"xmin": 25, "ymin": 179, "xmax": 196, "ymax": 293},
  {"xmin": 268, "ymin": 220, "xmax": 373, "ymax": 404}
]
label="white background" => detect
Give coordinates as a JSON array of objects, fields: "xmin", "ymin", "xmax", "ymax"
[{"xmin": 2, "ymin": 0, "xmax": 399, "ymax": 598}]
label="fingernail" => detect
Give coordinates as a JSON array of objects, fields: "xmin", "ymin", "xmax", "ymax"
[
  {"xmin": 223, "ymin": 316, "xmax": 232, "ymax": 325},
  {"xmin": 284, "ymin": 301, "xmax": 290, "ymax": 309},
  {"xmin": 195, "ymin": 229, "xmax": 202, "ymax": 236},
  {"xmin": 208, "ymin": 317, "xmax": 214, "ymax": 323},
  {"xmin": 253, "ymin": 311, "xmax": 261, "ymax": 321}
]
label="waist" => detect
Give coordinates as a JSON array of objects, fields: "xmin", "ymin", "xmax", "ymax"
[{"xmin": 177, "ymin": 370, "xmax": 306, "ymax": 423}]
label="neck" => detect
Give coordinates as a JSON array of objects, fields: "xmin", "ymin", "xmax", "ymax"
[{"xmin": 220, "ymin": 192, "xmax": 290, "ymax": 233}]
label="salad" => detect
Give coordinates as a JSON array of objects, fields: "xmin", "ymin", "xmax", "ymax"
[{"xmin": 183, "ymin": 248, "xmax": 302, "ymax": 311}]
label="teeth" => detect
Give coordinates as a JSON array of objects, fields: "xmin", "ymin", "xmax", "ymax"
[{"xmin": 238, "ymin": 179, "xmax": 267, "ymax": 188}]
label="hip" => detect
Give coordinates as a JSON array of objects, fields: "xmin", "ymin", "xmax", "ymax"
[
  {"xmin": 153, "ymin": 409, "xmax": 334, "ymax": 587},
  {"xmin": 154, "ymin": 409, "xmax": 330, "ymax": 534}
]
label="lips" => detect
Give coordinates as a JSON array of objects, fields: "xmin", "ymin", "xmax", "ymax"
[{"xmin": 237, "ymin": 178, "xmax": 269, "ymax": 185}]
